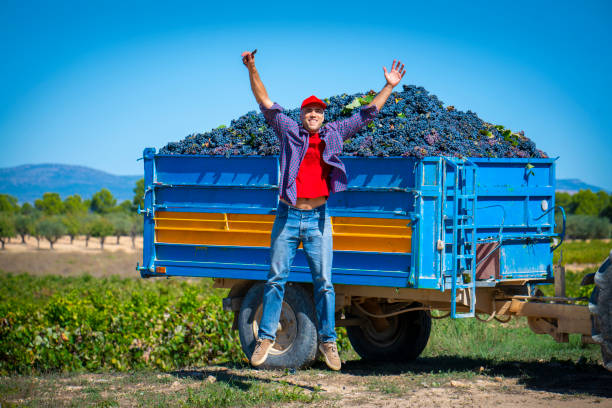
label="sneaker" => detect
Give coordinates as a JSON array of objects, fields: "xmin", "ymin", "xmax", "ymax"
[
  {"xmin": 251, "ymin": 338, "xmax": 274, "ymax": 367},
  {"xmin": 319, "ymin": 341, "xmax": 341, "ymax": 371}
]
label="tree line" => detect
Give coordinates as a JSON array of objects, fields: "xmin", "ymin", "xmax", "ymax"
[
  {"xmin": 556, "ymin": 189, "xmax": 611, "ymax": 239},
  {"xmin": 0, "ymin": 179, "xmax": 145, "ymax": 250},
  {"xmin": 0, "ymin": 182, "xmax": 610, "ymax": 249}
]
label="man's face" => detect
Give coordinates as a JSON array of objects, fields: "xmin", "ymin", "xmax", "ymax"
[{"xmin": 300, "ymin": 104, "xmax": 325, "ymax": 134}]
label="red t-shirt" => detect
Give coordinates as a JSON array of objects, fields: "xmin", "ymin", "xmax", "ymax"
[{"xmin": 296, "ymin": 133, "xmax": 330, "ymax": 198}]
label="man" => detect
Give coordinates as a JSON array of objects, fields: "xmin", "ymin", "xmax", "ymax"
[{"xmin": 242, "ymin": 50, "xmax": 405, "ymax": 370}]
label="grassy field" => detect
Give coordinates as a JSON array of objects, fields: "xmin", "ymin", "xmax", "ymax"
[
  {"xmin": 554, "ymin": 239, "xmax": 611, "ymax": 266},
  {"xmin": 1, "ymin": 270, "xmax": 610, "ymax": 407},
  {"xmin": 0, "ymin": 272, "xmax": 602, "ymax": 373},
  {"xmin": 0, "ymin": 239, "xmax": 611, "ymax": 406}
]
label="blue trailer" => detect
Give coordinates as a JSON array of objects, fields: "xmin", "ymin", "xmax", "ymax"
[{"xmin": 139, "ymin": 148, "xmax": 610, "ymax": 369}]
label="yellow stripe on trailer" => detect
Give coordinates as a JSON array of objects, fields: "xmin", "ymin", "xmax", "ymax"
[{"xmin": 155, "ymin": 212, "xmax": 412, "ymax": 253}]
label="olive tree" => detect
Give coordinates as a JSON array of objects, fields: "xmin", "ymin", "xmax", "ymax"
[
  {"xmin": 108, "ymin": 213, "xmax": 131, "ymax": 245},
  {"xmin": 14, "ymin": 214, "xmax": 34, "ymax": 244},
  {"xmin": 79, "ymin": 214, "xmax": 98, "ymax": 248},
  {"xmin": 36, "ymin": 216, "xmax": 67, "ymax": 250},
  {"xmin": 90, "ymin": 217, "xmax": 114, "ymax": 250},
  {"xmin": 0, "ymin": 213, "xmax": 16, "ymax": 250},
  {"xmin": 129, "ymin": 214, "xmax": 144, "ymax": 248},
  {"xmin": 27, "ymin": 212, "xmax": 43, "ymax": 248},
  {"xmin": 61, "ymin": 215, "xmax": 81, "ymax": 244},
  {"xmin": 566, "ymin": 215, "xmax": 611, "ymax": 240}
]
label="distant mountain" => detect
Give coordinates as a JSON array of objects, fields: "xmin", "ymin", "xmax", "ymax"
[
  {"xmin": 0, "ymin": 164, "xmax": 141, "ymax": 203},
  {"xmin": 556, "ymin": 179, "xmax": 610, "ymax": 194},
  {"xmin": 0, "ymin": 164, "xmax": 609, "ymax": 204}
]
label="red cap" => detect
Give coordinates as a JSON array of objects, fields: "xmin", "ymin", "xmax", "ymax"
[{"xmin": 301, "ymin": 95, "xmax": 327, "ymax": 110}]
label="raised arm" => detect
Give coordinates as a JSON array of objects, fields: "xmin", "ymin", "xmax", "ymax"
[
  {"xmin": 367, "ymin": 60, "xmax": 406, "ymax": 111},
  {"xmin": 329, "ymin": 59, "xmax": 406, "ymax": 140},
  {"xmin": 241, "ymin": 50, "xmax": 299, "ymax": 141},
  {"xmin": 242, "ymin": 51, "xmax": 273, "ymax": 109}
]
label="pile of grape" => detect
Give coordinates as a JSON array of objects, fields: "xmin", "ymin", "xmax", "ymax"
[{"xmin": 160, "ymin": 85, "xmax": 547, "ymax": 159}]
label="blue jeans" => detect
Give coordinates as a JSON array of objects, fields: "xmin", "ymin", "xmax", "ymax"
[{"xmin": 258, "ymin": 200, "xmax": 337, "ymax": 343}]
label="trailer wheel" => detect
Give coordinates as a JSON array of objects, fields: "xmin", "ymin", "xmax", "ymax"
[
  {"xmin": 591, "ymin": 250, "xmax": 612, "ymax": 371},
  {"xmin": 237, "ymin": 282, "xmax": 318, "ymax": 369},
  {"xmin": 346, "ymin": 308, "xmax": 431, "ymax": 362}
]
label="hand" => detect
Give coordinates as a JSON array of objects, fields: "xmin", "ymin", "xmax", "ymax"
[
  {"xmin": 383, "ymin": 60, "xmax": 405, "ymax": 88},
  {"xmin": 241, "ymin": 50, "xmax": 256, "ymax": 70}
]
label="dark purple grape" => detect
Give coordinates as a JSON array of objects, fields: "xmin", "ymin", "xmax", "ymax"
[{"xmin": 159, "ymin": 85, "xmax": 546, "ymax": 159}]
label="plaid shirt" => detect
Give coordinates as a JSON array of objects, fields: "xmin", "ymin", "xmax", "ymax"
[{"xmin": 260, "ymin": 102, "xmax": 378, "ymax": 205}]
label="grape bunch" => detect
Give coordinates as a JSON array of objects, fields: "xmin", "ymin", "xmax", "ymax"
[{"xmin": 160, "ymin": 85, "xmax": 547, "ymax": 159}]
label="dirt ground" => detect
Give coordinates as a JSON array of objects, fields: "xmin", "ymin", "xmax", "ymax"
[
  {"xmin": 2, "ymin": 360, "xmax": 611, "ymax": 407},
  {"xmin": 0, "ymin": 235, "xmax": 142, "ymax": 277},
  {"xmin": 184, "ymin": 361, "xmax": 612, "ymax": 408},
  {"xmin": 2, "ymin": 235, "xmax": 142, "ymax": 253}
]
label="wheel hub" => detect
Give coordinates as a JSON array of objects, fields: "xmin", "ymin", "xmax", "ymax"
[
  {"xmin": 363, "ymin": 315, "xmax": 401, "ymax": 347},
  {"xmin": 253, "ymin": 301, "xmax": 297, "ymax": 355}
]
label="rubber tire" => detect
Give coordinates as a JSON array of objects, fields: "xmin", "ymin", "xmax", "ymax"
[
  {"xmin": 591, "ymin": 250, "xmax": 612, "ymax": 371},
  {"xmin": 347, "ymin": 309, "xmax": 431, "ymax": 361},
  {"xmin": 237, "ymin": 282, "xmax": 318, "ymax": 369}
]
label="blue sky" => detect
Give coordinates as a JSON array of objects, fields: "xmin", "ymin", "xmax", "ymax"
[{"xmin": 1, "ymin": 0, "xmax": 611, "ymax": 189}]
